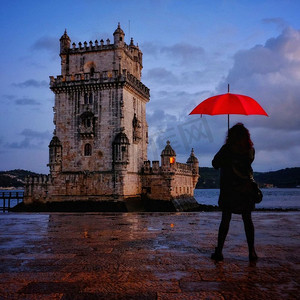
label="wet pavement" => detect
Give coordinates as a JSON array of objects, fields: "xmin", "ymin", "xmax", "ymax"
[{"xmin": 0, "ymin": 212, "xmax": 299, "ymax": 299}]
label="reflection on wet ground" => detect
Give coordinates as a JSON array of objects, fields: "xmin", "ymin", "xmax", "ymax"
[{"xmin": 0, "ymin": 212, "xmax": 299, "ymax": 299}]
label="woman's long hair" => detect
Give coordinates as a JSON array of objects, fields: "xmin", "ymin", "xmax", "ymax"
[{"xmin": 226, "ymin": 123, "xmax": 253, "ymax": 150}]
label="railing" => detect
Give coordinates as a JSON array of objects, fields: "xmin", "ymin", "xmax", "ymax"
[{"xmin": 0, "ymin": 191, "xmax": 24, "ymax": 212}]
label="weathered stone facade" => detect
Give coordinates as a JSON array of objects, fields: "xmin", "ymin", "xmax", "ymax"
[{"xmin": 24, "ymin": 24, "xmax": 199, "ymax": 211}]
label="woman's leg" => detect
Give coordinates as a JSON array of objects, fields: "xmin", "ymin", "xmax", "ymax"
[
  {"xmin": 212, "ymin": 210, "xmax": 231, "ymax": 260},
  {"xmin": 217, "ymin": 210, "xmax": 232, "ymax": 251},
  {"xmin": 242, "ymin": 211, "xmax": 258, "ymax": 260}
]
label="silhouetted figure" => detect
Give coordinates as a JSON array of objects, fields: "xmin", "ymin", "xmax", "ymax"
[{"xmin": 211, "ymin": 123, "xmax": 258, "ymax": 261}]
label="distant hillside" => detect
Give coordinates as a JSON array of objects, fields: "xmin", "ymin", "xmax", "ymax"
[
  {"xmin": 197, "ymin": 167, "xmax": 300, "ymax": 188},
  {"xmin": 0, "ymin": 169, "xmax": 43, "ymax": 188},
  {"xmin": 254, "ymin": 168, "xmax": 300, "ymax": 188},
  {"xmin": 196, "ymin": 167, "xmax": 220, "ymax": 188},
  {"xmin": 1, "ymin": 167, "xmax": 300, "ymax": 189}
]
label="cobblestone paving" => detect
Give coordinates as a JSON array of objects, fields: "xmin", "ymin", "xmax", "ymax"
[{"xmin": 0, "ymin": 212, "xmax": 299, "ymax": 299}]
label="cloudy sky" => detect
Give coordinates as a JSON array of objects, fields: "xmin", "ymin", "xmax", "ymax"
[{"xmin": 0, "ymin": 0, "xmax": 300, "ymax": 173}]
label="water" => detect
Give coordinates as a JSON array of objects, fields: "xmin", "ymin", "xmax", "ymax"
[
  {"xmin": 194, "ymin": 188, "xmax": 300, "ymax": 210},
  {"xmin": 0, "ymin": 189, "xmax": 24, "ymax": 211},
  {"xmin": 1, "ymin": 188, "xmax": 300, "ymax": 211}
]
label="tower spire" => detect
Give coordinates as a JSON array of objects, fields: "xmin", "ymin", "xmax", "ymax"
[{"xmin": 60, "ymin": 29, "xmax": 71, "ymax": 54}]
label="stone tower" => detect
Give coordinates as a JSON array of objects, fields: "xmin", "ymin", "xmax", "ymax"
[
  {"xmin": 24, "ymin": 24, "xmax": 199, "ymax": 211},
  {"xmin": 26, "ymin": 24, "xmax": 149, "ymax": 203}
]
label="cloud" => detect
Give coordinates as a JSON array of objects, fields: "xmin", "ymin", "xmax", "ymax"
[
  {"xmin": 149, "ymin": 89, "xmax": 208, "ymax": 118},
  {"xmin": 1, "ymin": 95, "xmax": 41, "ymax": 106},
  {"xmin": 1, "ymin": 94, "xmax": 15, "ymax": 104},
  {"xmin": 15, "ymin": 98, "xmax": 40, "ymax": 106},
  {"xmin": 147, "ymin": 111, "xmax": 215, "ymax": 161},
  {"xmin": 20, "ymin": 129, "xmax": 51, "ymax": 140},
  {"xmin": 252, "ymin": 128, "xmax": 300, "ymax": 151},
  {"xmin": 146, "ymin": 89, "xmax": 216, "ymax": 160},
  {"xmin": 8, "ymin": 138, "xmax": 31, "ymax": 149},
  {"xmin": 31, "ymin": 36, "xmax": 59, "ymax": 58},
  {"xmin": 141, "ymin": 42, "xmax": 205, "ymax": 65},
  {"xmin": 141, "ymin": 42, "xmax": 160, "ymax": 56},
  {"xmin": 13, "ymin": 79, "xmax": 48, "ymax": 88},
  {"xmin": 7, "ymin": 129, "xmax": 51, "ymax": 149},
  {"xmin": 144, "ymin": 67, "xmax": 178, "ymax": 85},
  {"xmin": 218, "ymin": 27, "xmax": 300, "ymax": 131},
  {"xmin": 212, "ymin": 27, "xmax": 300, "ymax": 170},
  {"xmin": 161, "ymin": 43, "xmax": 205, "ymax": 64},
  {"xmin": 262, "ymin": 18, "xmax": 287, "ymax": 30}
]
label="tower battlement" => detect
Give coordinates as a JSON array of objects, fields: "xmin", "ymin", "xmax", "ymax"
[
  {"xmin": 59, "ymin": 24, "xmax": 143, "ymax": 80},
  {"xmin": 143, "ymin": 160, "xmax": 194, "ymax": 174},
  {"xmin": 49, "ymin": 69, "xmax": 150, "ymax": 98},
  {"xmin": 67, "ymin": 39, "xmax": 141, "ymax": 61}
]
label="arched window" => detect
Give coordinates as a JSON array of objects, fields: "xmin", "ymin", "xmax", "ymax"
[
  {"xmin": 84, "ymin": 93, "xmax": 88, "ymax": 104},
  {"xmin": 84, "ymin": 143, "xmax": 92, "ymax": 156},
  {"xmin": 90, "ymin": 67, "xmax": 95, "ymax": 76}
]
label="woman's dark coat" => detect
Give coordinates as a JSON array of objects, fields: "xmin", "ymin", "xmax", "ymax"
[{"xmin": 212, "ymin": 144, "xmax": 255, "ymax": 214}]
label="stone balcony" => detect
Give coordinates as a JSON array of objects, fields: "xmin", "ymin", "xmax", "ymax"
[{"xmin": 49, "ymin": 69, "xmax": 150, "ymax": 97}]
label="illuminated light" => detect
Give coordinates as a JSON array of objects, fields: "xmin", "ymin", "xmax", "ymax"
[
  {"xmin": 170, "ymin": 223, "xmax": 174, "ymax": 228},
  {"xmin": 170, "ymin": 157, "xmax": 175, "ymax": 164}
]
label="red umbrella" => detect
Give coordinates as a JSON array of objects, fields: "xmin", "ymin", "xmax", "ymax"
[{"xmin": 189, "ymin": 85, "xmax": 268, "ymax": 130}]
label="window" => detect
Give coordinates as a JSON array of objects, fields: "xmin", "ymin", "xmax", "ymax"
[
  {"xmin": 84, "ymin": 143, "xmax": 92, "ymax": 156},
  {"xmin": 89, "ymin": 93, "xmax": 93, "ymax": 104},
  {"xmin": 84, "ymin": 93, "xmax": 88, "ymax": 104}
]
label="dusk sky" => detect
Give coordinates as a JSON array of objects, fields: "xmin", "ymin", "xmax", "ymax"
[{"xmin": 1, "ymin": 0, "xmax": 300, "ymax": 173}]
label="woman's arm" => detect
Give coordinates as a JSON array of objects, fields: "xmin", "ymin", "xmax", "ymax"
[{"xmin": 212, "ymin": 145, "xmax": 230, "ymax": 169}]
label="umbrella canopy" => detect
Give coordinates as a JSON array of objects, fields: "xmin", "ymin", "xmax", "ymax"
[{"xmin": 189, "ymin": 89, "xmax": 268, "ymax": 130}]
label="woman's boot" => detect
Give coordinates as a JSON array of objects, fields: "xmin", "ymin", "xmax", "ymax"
[
  {"xmin": 211, "ymin": 247, "xmax": 224, "ymax": 261},
  {"xmin": 249, "ymin": 248, "xmax": 258, "ymax": 261}
]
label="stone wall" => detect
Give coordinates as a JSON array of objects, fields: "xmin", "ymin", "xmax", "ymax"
[{"xmin": 141, "ymin": 157, "xmax": 199, "ymax": 201}]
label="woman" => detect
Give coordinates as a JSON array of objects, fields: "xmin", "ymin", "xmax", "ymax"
[{"xmin": 211, "ymin": 123, "xmax": 258, "ymax": 261}]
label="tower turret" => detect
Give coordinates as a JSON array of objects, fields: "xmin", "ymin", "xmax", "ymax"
[
  {"xmin": 187, "ymin": 148, "xmax": 199, "ymax": 186},
  {"xmin": 60, "ymin": 29, "xmax": 71, "ymax": 54},
  {"xmin": 48, "ymin": 136, "xmax": 62, "ymax": 175},
  {"xmin": 187, "ymin": 148, "xmax": 199, "ymax": 171},
  {"xmin": 113, "ymin": 23, "xmax": 125, "ymax": 47},
  {"xmin": 60, "ymin": 30, "xmax": 70, "ymax": 75},
  {"xmin": 161, "ymin": 141, "xmax": 176, "ymax": 167}
]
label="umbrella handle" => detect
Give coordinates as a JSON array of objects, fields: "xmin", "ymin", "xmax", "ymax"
[
  {"xmin": 228, "ymin": 114, "xmax": 230, "ymax": 131},
  {"xmin": 227, "ymin": 83, "xmax": 230, "ymax": 131}
]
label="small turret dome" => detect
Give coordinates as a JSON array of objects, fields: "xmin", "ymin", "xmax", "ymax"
[
  {"xmin": 60, "ymin": 29, "xmax": 70, "ymax": 41},
  {"xmin": 49, "ymin": 136, "xmax": 62, "ymax": 147},
  {"xmin": 113, "ymin": 23, "xmax": 125, "ymax": 36},
  {"xmin": 187, "ymin": 148, "xmax": 199, "ymax": 164},
  {"xmin": 161, "ymin": 141, "xmax": 176, "ymax": 156}
]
